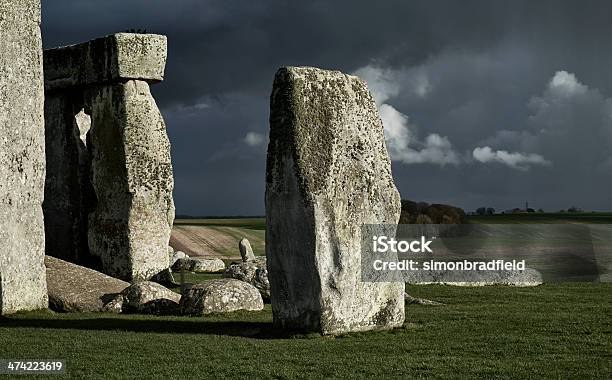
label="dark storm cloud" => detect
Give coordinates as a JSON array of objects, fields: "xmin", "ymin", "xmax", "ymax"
[{"xmin": 42, "ymin": 0, "xmax": 612, "ymax": 214}]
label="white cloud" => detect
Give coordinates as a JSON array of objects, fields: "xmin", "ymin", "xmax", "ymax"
[
  {"xmin": 353, "ymin": 65, "xmax": 399, "ymax": 105},
  {"xmin": 413, "ymin": 70, "xmax": 431, "ymax": 98},
  {"xmin": 472, "ymin": 146, "xmax": 550, "ymax": 170},
  {"xmin": 548, "ymin": 70, "xmax": 587, "ymax": 97},
  {"xmin": 244, "ymin": 132, "xmax": 265, "ymax": 147},
  {"xmin": 354, "ymin": 65, "xmax": 458, "ymax": 166}
]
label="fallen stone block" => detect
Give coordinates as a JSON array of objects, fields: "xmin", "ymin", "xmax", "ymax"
[
  {"xmin": 150, "ymin": 268, "xmax": 178, "ymax": 288},
  {"xmin": 121, "ymin": 281, "xmax": 180, "ymax": 315},
  {"xmin": 191, "ymin": 258, "xmax": 225, "ymax": 273},
  {"xmin": 266, "ymin": 67, "xmax": 405, "ymax": 334},
  {"xmin": 172, "ymin": 257, "xmax": 225, "ymax": 273},
  {"xmin": 45, "ymin": 256, "xmax": 128, "ymax": 313},
  {"xmin": 223, "ymin": 256, "xmax": 270, "ymax": 301},
  {"xmin": 180, "ymin": 279, "xmax": 264, "ymax": 315},
  {"xmin": 170, "ymin": 251, "xmax": 188, "ymax": 267},
  {"xmin": 406, "ymin": 267, "xmax": 543, "ymax": 287}
]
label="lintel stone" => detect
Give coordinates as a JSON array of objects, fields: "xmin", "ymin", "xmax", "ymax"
[{"xmin": 44, "ymin": 33, "xmax": 167, "ymax": 91}]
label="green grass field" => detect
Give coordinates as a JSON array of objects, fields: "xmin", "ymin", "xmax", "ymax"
[
  {"xmin": 2, "ymin": 215, "xmax": 610, "ymax": 378},
  {"xmin": 171, "ymin": 218, "xmax": 265, "ymax": 258},
  {"xmin": 1, "ymin": 283, "xmax": 610, "ymax": 379}
]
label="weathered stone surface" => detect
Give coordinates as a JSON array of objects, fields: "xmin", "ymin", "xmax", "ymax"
[
  {"xmin": 45, "ymin": 256, "xmax": 128, "ymax": 313},
  {"xmin": 85, "ymin": 79, "xmax": 174, "ymax": 281},
  {"xmin": 239, "ymin": 238, "xmax": 256, "ymax": 262},
  {"xmin": 102, "ymin": 294, "xmax": 124, "ymax": 313},
  {"xmin": 171, "ymin": 257, "xmax": 225, "ymax": 273},
  {"xmin": 0, "ymin": 0, "xmax": 48, "ymax": 315},
  {"xmin": 150, "ymin": 268, "xmax": 178, "ymax": 287},
  {"xmin": 266, "ymin": 67, "xmax": 405, "ymax": 334},
  {"xmin": 43, "ymin": 35, "xmax": 174, "ymax": 282},
  {"xmin": 180, "ymin": 279, "xmax": 264, "ymax": 315},
  {"xmin": 44, "ymin": 33, "xmax": 167, "ymax": 91},
  {"xmin": 224, "ymin": 256, "xmax": 270, "ymax": 301},
  {"xmin": 406, "ymin": 267, "xmax": 543, "ymax": 287},
  {"xmin": 191, "ymin": 258, "xmax": 225, "ymax": 273},
  {"xmin": 121, "ymin": 281, "xmax": 180, "ymax": 315},
  {"xmin": 170, "ymin": 251, "xmax": 187, "ymax": 267},
  {"xmin": 172, "ymin": 258, "xmax": 193, "ymax": 272}
]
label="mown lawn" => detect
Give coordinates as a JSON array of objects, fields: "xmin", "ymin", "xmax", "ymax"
[{"xmin": 1, "ymin": 283, "xmax": 610, "ymax": 379}]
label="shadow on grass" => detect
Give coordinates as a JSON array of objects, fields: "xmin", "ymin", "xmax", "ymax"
[{"xmin": 0, "ymin": 317, "xmax": 314, "ymax": 340}]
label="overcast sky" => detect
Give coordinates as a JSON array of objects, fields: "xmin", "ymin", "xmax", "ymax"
[{"xmin": 42, "ymin": 1, "xmax": 612, "ymax": 215}]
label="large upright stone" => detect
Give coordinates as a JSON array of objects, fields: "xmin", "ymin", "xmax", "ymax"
[
  {"xmin": 266, "ymin": 67, "xmax": 404, "ymax": 335},
  {"xmin": 0, "ymin": 0, "xmax": 48, "ymax": 314},
  {"xmin": 43, "ymin": 34, "xmax": 174, "ymax": 281},
  {"xmin": 86, "ymin": 79, "xmax": 174, "ymax": 281}
]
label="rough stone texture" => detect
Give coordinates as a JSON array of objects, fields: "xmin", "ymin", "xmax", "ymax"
[
  {"xmin": 172, "ymin": 257, "xmax": 225, "ymax": 273},
  {"xmin": 224, "ymin": 256, "xmax": 270, "ymax": 301},
  {"xmin": 121, "ymin": 281, "xmax": 180, "ymax": 315},
  {"xmin": 86, "ymin": 79, "xmax": 174, "ymax": 281},
  {"xmin": 239, "ymin": 238, "xmax": 256, "ymax": 262},
  {"xmin": 43, "ymin": 34, "xmax": 174, "ymax": 281},
  {"xmin": 406, "ymin": 267, "xmax": 543, "ymax": 287},
  {"xmin": 180, "ymin": 279, "xmax": 264, "ymax": 316},
  {"xmin": 172, "ymin": 258, "xmax": 193, "ymax": 272},
  {"xmin": 45, "ymin": 256, "xmax": 128, "ymax": 313},
  {"xmin": 0, "ymin": 0, "xmax": 48, "ymax": 315},
  {"xmin": 266, "ymin": 67, "xmax": 405, "ymax": 334},
  {"xmin": 191, "ymin": 258, "xmax": 225, "ymax": 273},
  {"xmin": 44, "ymin": 33, "xmax": 167, "ymax": 91},
  {"xmin": 170, "ymin": 251, "xmax": 188, "ymax": 267},
  {"xmin": 150, "ymin": 268, "xmax": 177, "ymax": 287}
]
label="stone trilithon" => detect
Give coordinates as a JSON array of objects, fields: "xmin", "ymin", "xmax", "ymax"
[{"xmin": 43, "ymin": 33, "xmax": 175, "ymax": 281}]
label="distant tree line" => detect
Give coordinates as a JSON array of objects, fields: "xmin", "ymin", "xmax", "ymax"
[{"xmin": 399, "ymin": 200, "xmax": 466, "ymax": 224}]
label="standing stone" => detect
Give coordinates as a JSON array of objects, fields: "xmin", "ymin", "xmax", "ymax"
[
  {"xmin": 266, "ymin": 67, "xmax": 404, "ymax": 335},
  {"xmin": 239, "ymin": 238, "xmax": 256, "ymax": 262},
  {"xmin": 0, "ymin": 0, "xmax": 48, "ymax": 315},
  {"xmin": 86, "ymin": 79, "xmax": 174, "ymax": 281},
  {"xmin": 43, "ymin": 34, "xmax": 174, "ymax": 281}
]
